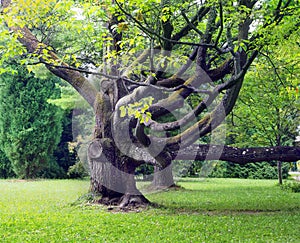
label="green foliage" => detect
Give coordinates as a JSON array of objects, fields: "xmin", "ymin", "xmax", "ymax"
[
  {"xmin": 172, "ymin": 160, "xmax": 203, "ymax": 177},
  {"xmin": 216, "ymin": 32, "xmax": 300, "ymax": 181},
  {"xmin": 0, "ymin": 0, "xmax": 298, "ymax": 78},
  {"xmin": 0, "ymin": 149, "xmax": 15, "ymax": 178},
  {"xmin": 38, "ymin": 159, "xmax": 66, "ymax": 179},
  {"xmin": 0, "ymin": 179, "xmax": 299, "ymax": 242},
  {"xmin": 48, "ymin": 83, "xmax": 88, "ymax": 110},
  {"xmin": 119, "ymin": 97, "xmax": 154, "ymax": 124},
  {"xmin": 2, "ymin": 0, "xmax": 296, "ymax": 75},
  {"xmin": 229, "ymin": 33, "xmax": 300, "ymax": 148},
  {"xmin": 281, "ymin": 180, "xmax": 300, "ymax": 193},
  {"xmin": 210, "ymin": 161, "xmax": 289, "ymax": 180},
  {"xmin": 247, "ymin": 163, "xmax": 289, "ymax": 180},
  {"xmin": 1, "ymin": 0, "xmax": 107, "ymax": 67},
  {"xmin": 0, "ymin": 63, "xmax": 63, "ymax": 178},
  {"xmin": 135, "ymin": 164, "xmax": 154, "ymax": 180},
  {"xmin": 67, "ymin": 161, "xmax": 88, "ymax": 179},
  {"xmin": 209, "ymin": 161, "xmax": 248, "ymax": 179}
]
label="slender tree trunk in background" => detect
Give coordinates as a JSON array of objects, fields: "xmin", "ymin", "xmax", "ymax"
[
  {"xmin": 277, "ymin": 161, "xmax": 283, "ymax": 185},
  {"xmin": 151, "ymin": 151, "xmax": 175, "ymax": 189},
  {"xmin": 276, "ymin": 138, "xmax": 283, "ymax": 185}
]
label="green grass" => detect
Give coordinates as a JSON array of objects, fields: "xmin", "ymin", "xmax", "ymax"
[{"xmin": 0, "ymin": 178, "xmax": 299, "ymax": 242}]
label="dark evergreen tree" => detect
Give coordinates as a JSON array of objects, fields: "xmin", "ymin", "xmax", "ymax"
[{"xmin": 0, "ymin": 63, "xmax": 64, "ymax": 179}]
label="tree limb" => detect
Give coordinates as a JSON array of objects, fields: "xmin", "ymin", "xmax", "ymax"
[
  {"xmin": 173, "ymin": 144, "xmax": 300, "ymax": 164},
  {"xmin": 115, "ymin": 0, "xmax": 218, "ymax": 48},
  {"xmin": 148, "ymin": 49, "xmax": 257, "ymax": 135}
]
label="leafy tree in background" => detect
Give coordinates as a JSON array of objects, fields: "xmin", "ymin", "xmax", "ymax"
[
  {"xmin": 232, "ymin": 37, "xmax": 300, "ymax": 149},
  {"xmin": 0, "ymin": 63, "xmax": 64, "ymax": 178},
  {"xmin": 211, "ymin": 36, "xmax": 300, "ymax": 181},
  {"xmin": 1, "ymin": 0, "xmax": 300, "ymax": 207}
]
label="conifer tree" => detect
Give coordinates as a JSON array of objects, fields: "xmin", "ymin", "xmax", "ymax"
[{"xmin": 0, "ymin": 63, "xmax": 63, "ymax": 178}]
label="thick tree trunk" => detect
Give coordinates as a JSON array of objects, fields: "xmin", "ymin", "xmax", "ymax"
[
  {"xmin": 89, "ymin": 139, "xmax": 123, "ymax": 200},
  {"xmin": 151, "ymin": 164, "xmax": 175, "ymax": 189},
  {"xmin": 150, "ymin": 150, "xmax": 175, "ymax": 190},
  {"xmin": 88, "ymin": 138, "xmax": 150, "ymax": 208}
]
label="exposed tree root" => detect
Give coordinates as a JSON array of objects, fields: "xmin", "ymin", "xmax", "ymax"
[
  {"xmin": 95, "ymin": 193, "xmax": 152, "ymax": 211},
  {"xmin": 119, "ymin": 193, "xmax": 150, "ymax": 208}
]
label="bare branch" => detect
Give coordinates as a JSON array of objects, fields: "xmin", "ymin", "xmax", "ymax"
[
  {"xmin": 173, "ymin": 144, "xmax": 300, "ymax": 163},
  {"xmin": 214, "ymin": 1, "xmax": 224, "ymax": 46},
  {"xmin": 172, "ymin": 7, "xmax": 210, "ymax": 42},
  {"xmin": 181, "ymin": 11, "xmax": 203, "ymax": 37},
  {"xmin": 115, "ymin": 0, "xmax": 218, "ymax": 48},
  {"xmin": 260, "ymin": 52, "xmax": 285, "ymax": 87},
  {"xmin": 30, "ymin": 61, "xmax": 120, "ymax": 80}
]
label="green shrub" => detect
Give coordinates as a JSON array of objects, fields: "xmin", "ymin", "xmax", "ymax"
[
  {"xmin": 281, "ymin": 181, "xmax": 300, "ymax": 193},
  {"xmin": 135, "ymin": 164, "xmax": 154, "ymax": 180},
  {"xmin": 67, "ymin": 161, "xmax": 88, "ymax": 179},
  {"xmin": 0, "ymin": 63, "xmax": 63, "ymax": 178},
  {"xmin": 0, "ymin": 149, "xmax": 15, "ymax": 178},
  {"xmin": 38, "ymin": 158, "xmax": 66, "ymax": 179},
  {"xmin": 248, "ymin": 164, "xmax": 277, "ymax": 179},
  {"xmin": 173, "ymin": 160, "xmax": 204, "ymax": 177},
  {"xmin": 209, "ymin": 161, "xmax": 289, "ymax": 179}
]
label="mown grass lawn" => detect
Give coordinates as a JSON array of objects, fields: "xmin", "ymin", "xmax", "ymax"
[{"xmin": 0, "ymin": 178, "xmax": 299, "ymax": 242}]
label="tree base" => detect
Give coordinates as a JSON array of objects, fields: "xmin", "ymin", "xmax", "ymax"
[
  {"xmin": 119, "ymin": 193, "xmax": 150, "ymax": 208},
  {"xmin": 96, "ymin": 193, "xmax": 151, "ymax": 209},
  {"xmin": 143, "ymin": 183, "xmax": 181, "ymax": 193}
]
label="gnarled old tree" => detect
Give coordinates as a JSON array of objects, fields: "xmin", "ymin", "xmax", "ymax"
[{"xmin": 1, "ymin": 0, "xmax": 300, "ymax": 207}]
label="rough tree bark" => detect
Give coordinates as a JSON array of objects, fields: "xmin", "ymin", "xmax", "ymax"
[
  {"xmin": 277, "ymin": 161, "xmax": 283, "ymax": 185},
  {"xmin": 88, "ymin": 139, "xmax": 149, "ymax": 206}
]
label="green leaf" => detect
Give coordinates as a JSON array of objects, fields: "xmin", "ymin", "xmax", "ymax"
[{"xmin": 119, "ymin": 106, "xmax": 127, "ymax": 117}]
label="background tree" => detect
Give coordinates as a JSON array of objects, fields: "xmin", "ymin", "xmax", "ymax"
[
  {"xmin": 50, "ymin": 82, "xmax": 94, "ymax": 178},
  {"xmin": 53, "ymin": 109, "xmax": 78, "ymax": 177},
  {"xmin": 0, "ymin": 63, "xmax": 64, "ymax": 178},
  {"xmin": 212, "ymin": 35, "xmax": 300, "ymax": 182},
  {"xmin": 1, "ymin": 0, "xmax": 300, "ymax": 207}
]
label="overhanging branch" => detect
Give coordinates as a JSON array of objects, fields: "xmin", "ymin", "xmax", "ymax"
[
  {"xmin": 174, "ymin": 144, "xmax": 300, "ymax": 163},
  {"xmin": 1, "ymin": 0, "xmax": 99, "ymax": 108}
]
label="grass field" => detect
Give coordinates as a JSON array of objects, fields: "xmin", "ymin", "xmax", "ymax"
[{"xmin": 0, "ymin": 178, "xmax": 299, "ymax": 242}]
